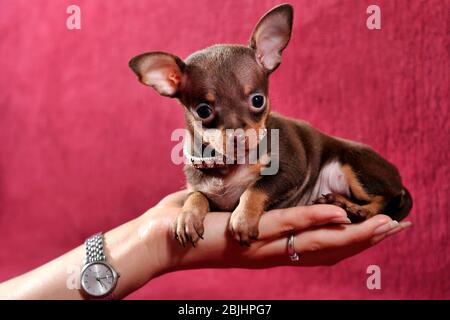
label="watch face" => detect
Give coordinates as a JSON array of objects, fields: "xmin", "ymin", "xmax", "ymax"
[{"xmin": 81, "ymin": 262, "xmax": 117, "ymax": 297}]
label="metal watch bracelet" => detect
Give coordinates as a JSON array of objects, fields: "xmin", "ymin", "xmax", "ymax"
[{"xmin": 85, "ymin": 232, "xmax": 106, "ymax": 263}]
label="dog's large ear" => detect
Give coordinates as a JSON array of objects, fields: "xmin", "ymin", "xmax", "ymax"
[
  {"xmin": 249, "ymin": 4, "xmax": 293, "ymax": 73},
  {"xmin": 129, "ymin": 52, "xmax": 185, "ymax": 97}
]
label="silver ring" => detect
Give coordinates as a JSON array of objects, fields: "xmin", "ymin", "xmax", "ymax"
[{"xmin": 287, "ymin": 233, "xmax": 300, "ymax": 261}]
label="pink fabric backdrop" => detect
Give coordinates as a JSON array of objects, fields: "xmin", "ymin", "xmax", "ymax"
[{"xmin": 0, "ymin": 0, "xmax": 448, "ymax": 299}]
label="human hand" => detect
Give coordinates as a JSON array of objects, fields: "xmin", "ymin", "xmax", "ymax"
[
  {"xmin": 0, "ymin": 190, "xmax": 411, "ymax": 299},
  {"xmin": 138, "ymin": 190, "xmax": 412, "ymax": 273}
]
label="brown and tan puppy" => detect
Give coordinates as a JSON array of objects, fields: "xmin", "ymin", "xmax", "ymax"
[{"xmin": 129, "ymin": 4, "xmax": 412, "ymax": 247}]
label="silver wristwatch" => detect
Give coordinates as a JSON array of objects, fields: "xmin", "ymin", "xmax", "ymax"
[{"xmin": 80, "ymin": 232, "xmax": 119, "ymax": 299}]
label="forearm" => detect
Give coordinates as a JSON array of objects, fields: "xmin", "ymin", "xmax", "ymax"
[
  {"xmin": 0, "ymin": 198, "xmax": 409, "ymax": 299},
  {"xmin": 0, "ymin": 215, "xmax": 161, "ymax": 299}
]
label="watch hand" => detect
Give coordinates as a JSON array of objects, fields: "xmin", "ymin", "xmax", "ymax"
[{"xmin": 96, "ymin": 277, "xmax": 105, "ymax": 288}]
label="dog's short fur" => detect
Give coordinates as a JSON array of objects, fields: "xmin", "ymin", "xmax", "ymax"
[{"xmin": 129, "ymin": 4, "xmax": 412, "ymax": 246}]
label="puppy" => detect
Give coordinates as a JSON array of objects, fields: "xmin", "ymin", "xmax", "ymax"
[{"xmin": 129, "ymin": 4, "xmax": 412, "ymax": 247}]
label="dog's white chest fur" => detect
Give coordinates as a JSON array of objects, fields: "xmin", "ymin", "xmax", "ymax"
[
  {"xmin": 297, "ymin": 161, "xmax": 350, "ymax": 205},
  {"xmin": 196, "ymin": 165, "xmax": 259, "ymax": 211}
]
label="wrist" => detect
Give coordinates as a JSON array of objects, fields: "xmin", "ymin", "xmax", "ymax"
[
  {"xmin": 135, "ymin": 209, "xmax": 175, "ymax": 276},
  {"xmin": 98, "ymin": 214, "xmax": 166, "ymax": 298}
]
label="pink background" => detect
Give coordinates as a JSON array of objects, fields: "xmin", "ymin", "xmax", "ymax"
[{"xmin": 0, "ymin": 0, "xmax": 448, "ymax": 299}]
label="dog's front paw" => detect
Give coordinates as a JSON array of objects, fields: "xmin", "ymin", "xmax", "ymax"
[
  {"xmin": 173, "ymin": 211, "xmax": 205, "ymax": 247},
  {"xmin": 228, "ymin": 207, "xmax": 261, "ymax": 246}
]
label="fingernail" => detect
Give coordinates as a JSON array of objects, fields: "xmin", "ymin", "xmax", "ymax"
[
  {"xmin": 330, "ymin": 216, "xmax": 352, "ymax": 224},
  {"xmin": 373, "ymin": 220, "xmax": 399, "ymax": 236},
  {"xmin": 386, "ymin": 221, "xmax": 412, "ymax": 236}
]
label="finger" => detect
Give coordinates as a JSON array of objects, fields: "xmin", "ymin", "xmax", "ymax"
[
  {"xmin": 258, "ymin": 205, "xmax": 350, "ymax": 240},
  {"xmin": 260, "ymin": 215, "xmax": 397, "ymax": 255},
  {"xmin": 293, "ymin": 214, "xmax": 394, "ymax": 251},
  {"xmin": 301, "ymin": 220, "xmax": 413, "ymax": 266},
  {"xmin": 252, "ymin": 216, "xmax": 411, "ymax": 266},
  {"xmin": 370, "ymin": 221, "xmax": 412, "ymax": 244}
]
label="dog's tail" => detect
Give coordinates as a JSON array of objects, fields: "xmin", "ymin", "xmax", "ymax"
[{"xmin": 385, "ymin": 187, "xmax": 413, "ymax": 221}]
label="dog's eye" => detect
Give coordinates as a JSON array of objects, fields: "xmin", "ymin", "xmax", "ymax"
[
  {"xmin": 195, "ymin": 103, "xmax": 214, "ymax": 121},
  {"xmin": 250, "ymin": 94, "xmax": 266, "ymax": 112}
]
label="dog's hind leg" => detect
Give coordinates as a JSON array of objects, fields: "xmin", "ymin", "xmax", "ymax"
[
  {"xmin": 313, "ymin": 192, "xmax": 385, "ymax": 222},
  {"xmin": 313, "ymin": 158, "xmax": 412, "ymax": 222}
]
